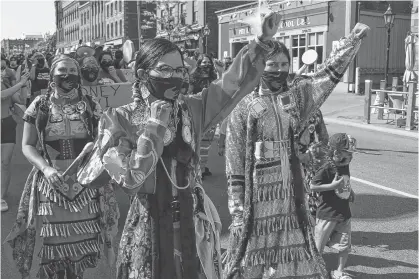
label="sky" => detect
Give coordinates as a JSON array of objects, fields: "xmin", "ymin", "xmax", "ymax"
[{"xmin": 1, "ymin": 0, "xmax": 56, "ymax": 39}]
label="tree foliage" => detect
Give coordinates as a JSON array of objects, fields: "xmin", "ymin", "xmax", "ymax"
[{"xmin": 32, "ymin": 32, "xmax": 57, "ymax": 52}]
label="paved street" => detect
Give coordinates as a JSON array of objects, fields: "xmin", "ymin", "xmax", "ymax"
[{"xmin": 1, "ymin": 122, "xmax": 418, "ymax": 279}]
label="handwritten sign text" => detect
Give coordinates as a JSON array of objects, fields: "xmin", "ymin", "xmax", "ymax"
[{"xmin": 82, "ymin": 83, "xmax": 133, "ymax": 108}]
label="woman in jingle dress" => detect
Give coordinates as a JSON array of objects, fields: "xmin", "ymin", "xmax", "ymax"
[
  {"xmin": 188, "ymin": 54, "xmax": 222, "ymax": 178},
  {"xmin": 77, "ymin": 12, "xmax": 282, "ymax": 279},
  {"xmin": 223, "ymin": 23, "xmax": 370, "ymax": 279},
  {"xmin": 5, "ymin": 56, "xmax": 119, "ymax": 279}
]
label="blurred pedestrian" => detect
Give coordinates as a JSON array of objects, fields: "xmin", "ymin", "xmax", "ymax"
[
  {"xmin": 80, "ymin": 55, "xmax": 103, "ymax": 86},
  {"xmin": 98, "ymin": 51, "xmax": 127, "ymax": 83},
  {"xmin": 9, "ymin": 55, "xmax": 19, "ymax": 72},
  {"xmin": 1, "ymin": 54, "xmax": 17, "ymax": 88},
  {"xmin": 188, "ymin": 54, "xmax": 223, "ymax": 179},
  {"xmin": 1, "ymin": 72, "xmax": 30, "ymax": 212},
  {"xmin": 114, "ymin": 49, "xmax": 127, "ymax": 69},
  {"xmin": 29, "ymin": 52, "xmax": 49, "ymax": 103}
]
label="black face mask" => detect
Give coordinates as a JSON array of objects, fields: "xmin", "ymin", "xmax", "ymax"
[
  {"xmin": 145, "ymin": 76, "xmax": 188, "ymax": 101},
  {"xmin": 81, "ymin": 66, "xmax": 99, "ymax": 82},
  {"xmin": 100, "ymin": 60, "xmax": 113, "ymax": 69},
  {"xmin": 224, "ymin": 62, "xmax": 232, "ymax": 71},
  {"xmin": 261, "ymin": 71, "xmax": 289, "ymax": 92},
  {"xmin": 53, "ymin": 74, "xmax": 79, "ymax": 93},
  {"xmin": 37, "ymin": 59, "xmax": 45, "ymax": 68}
]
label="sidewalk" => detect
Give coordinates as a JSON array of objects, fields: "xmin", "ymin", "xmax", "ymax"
[{"xmin": 322, "ymin": 85, "xmax": 418, "ymax": 139}]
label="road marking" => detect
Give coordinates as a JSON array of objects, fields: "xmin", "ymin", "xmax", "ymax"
[{"xmin": 352, "ymin": 177, "xmax": 419, "ymax": 200}]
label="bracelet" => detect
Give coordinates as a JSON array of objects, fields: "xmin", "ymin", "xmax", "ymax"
[{"xmin": 255, "ymin": 36, "xmax": 274, "ymax": 52}]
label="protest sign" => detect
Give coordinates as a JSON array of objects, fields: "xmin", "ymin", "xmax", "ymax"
[{"xmin": 81, "ymin": 83, "xmax": 133, "ymax": 108}]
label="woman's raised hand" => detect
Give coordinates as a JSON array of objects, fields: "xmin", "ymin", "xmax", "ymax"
[
  {"xmin": 19, "ymin": 72, "xmax": 30, "ymax": 85},
  {"xmin": 150, "ymin": 100, "xmax": 172, "ymax": 126},
  {"xmin": 260, "ymin": 12, "xmax": 281, "ymax": 41}
]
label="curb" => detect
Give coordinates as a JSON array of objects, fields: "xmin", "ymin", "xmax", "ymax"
[{"xmin": 323, "ymin": 117, "xmax": 419, "ymax": 139}]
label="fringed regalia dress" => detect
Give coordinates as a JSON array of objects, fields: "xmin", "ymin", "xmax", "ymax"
[
  {"xmin": 4, "ymin": 92, "xmax": 120, "ymax": 279},
  {"xmin": 76, "ymin": 40, "xmax": 274, "ymax": 279},
  {"xmin": 224, "ymin": 28, "xmax": 365, "ymax": 279}
]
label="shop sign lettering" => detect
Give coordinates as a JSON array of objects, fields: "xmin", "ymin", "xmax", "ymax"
[
  {"xmin": 233, "ymin": 16, "xmax": 312, "ymax": 37},
  {"xmin": 279, "ymin": 17, "xmax": 311, "ymax": 29},
  {"xmin": 238, "ymin": 28, "xmax": 250, "ymax": 35}
]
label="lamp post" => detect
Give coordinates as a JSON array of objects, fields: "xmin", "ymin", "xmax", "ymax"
[
  {"xmin": 383, "ymin": 4, "xmax": 396, "ymax": 87},
  {"xmin": 203, "ymin": 24, "xmax": 210, "ymax": 54}
]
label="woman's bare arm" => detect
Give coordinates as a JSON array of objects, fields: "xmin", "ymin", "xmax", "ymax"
[{"xmin": 22, "ymin": 122, "xmax": 50, "ymax": 172}]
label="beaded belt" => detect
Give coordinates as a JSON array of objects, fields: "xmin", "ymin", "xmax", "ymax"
[
  {"xmin": 254, "ymin": 140, "xmax": 291, "ymax": 161},
  {"xmin": 46, "ymin": 138, "xmax": 90, "ymax": 160}
]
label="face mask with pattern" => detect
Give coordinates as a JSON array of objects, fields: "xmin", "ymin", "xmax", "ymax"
[{"xmin": 261, "ymin": 71, "xmax": 289, "ymax": 92}]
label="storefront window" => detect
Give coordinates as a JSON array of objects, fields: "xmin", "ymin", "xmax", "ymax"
[
  {"xmin": 308, "ymin": 32, "xmax": 324, "ymax": 72},
  {"xmin": 291, "ymin": 34, "xmax": 306, "ymax": 73},
  {"xmin": 180, "ymin": 3, "xmax": 186, "ymax": 25}
]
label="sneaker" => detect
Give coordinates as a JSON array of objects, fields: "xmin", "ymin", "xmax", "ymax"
[
  {"xmin": 1, "ymin": 199, "xmax": 9, "ymax": 212},
  {"xmin": 331, "ymin": 270, "xmax": 352, "ymax": 279}
]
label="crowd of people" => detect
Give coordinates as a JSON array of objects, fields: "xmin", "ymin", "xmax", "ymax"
[{"xmin": 1, "ymin": 11, "xmax": 370, "ymax": 279}]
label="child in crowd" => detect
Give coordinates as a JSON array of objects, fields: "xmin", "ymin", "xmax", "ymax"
[{"xmin": 310, "ymin": 133, "xmax": 356, "ymax": 279}]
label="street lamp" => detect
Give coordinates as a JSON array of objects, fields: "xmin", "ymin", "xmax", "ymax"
[
  {"xmin": 383, "ymin": 4, "xmax": 396, "ymax": 86},
  {"xmin": 203, "ymin": 24, "xmax": 210, "ymax": 54}
]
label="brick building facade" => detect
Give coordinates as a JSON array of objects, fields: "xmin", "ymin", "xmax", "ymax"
[
  {"xmin": 155, "ymin": 1, "xmax": 247, "ymax": 57},
  {"xmin": 216, "ymin": 0, "xmax": 413, "ymax": 87}
]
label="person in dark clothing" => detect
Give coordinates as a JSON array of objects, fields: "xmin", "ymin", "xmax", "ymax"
[
  {"xmin": 29, "ymin": 52, "xmax": 50, "ymax": 104},
  {"xmin": 311, "ymin": 133, "xmax": 356, "ymax": 279},
  {"xmin": 114, "ymin": 49, "xmax": 127, "ymax": 69},
  {"xmin": 187, "ymin": 54, "xmax": 222, "ymax": 178},
  {"xmin": 97, "ymin": 51, "xmax": 127, "ymax": 83}
]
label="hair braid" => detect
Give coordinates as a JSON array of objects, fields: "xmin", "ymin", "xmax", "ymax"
[
  {"xmin": 35, "ymin": 86, "xmax": 53, "ymax": 166},
  {"xmin": 132, "ymin": 79, "xmax": 145, "ymax": 106}
]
